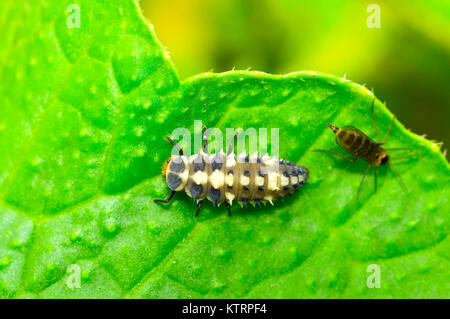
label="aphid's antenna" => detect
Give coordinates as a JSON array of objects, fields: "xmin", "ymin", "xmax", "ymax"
[
  {"xmin": 389, "ymin": 162, "xmax": 408, "ymax": 191},
  {"xmin": 371, "ymin": 98, "xmax": 382, "ymax": 143},
  {"xmin": 356, "ymin": 163, "xmax": 371, "ymax": 201},
  {"xmin": 165, "ymin": 136, "xmax": 183, "ymax": 155}
]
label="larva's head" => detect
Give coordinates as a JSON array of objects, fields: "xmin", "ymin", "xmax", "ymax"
[
  {"xmin": 161, "ymin": 156, "xmax": 174, "ymax": 177},
  {"xmin": 163, "ymin": 155, "xmax": 188, "ymax": 191}
]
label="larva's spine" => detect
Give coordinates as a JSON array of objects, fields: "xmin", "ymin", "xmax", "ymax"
[{"xmin": 165, "ymin": 151, "xmax": 309, "ymax": 207}]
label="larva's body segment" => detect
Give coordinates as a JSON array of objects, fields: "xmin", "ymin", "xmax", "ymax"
[{"xmin": 165, "ymin": 151, "xmax": 309, "ymax": 208}]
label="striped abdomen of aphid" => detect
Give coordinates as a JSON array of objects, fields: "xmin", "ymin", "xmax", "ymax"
[
  {"xmin": 164, "ymin": 151, "xmax": 309, "ymax": 208},
  {"xmin": 327, "ymin": 123, "xmax": 383, "ymax": 164}
]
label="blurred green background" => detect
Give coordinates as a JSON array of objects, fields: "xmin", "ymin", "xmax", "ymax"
[{"xmin": 141, "ymin": 0, "xmax": 450, "ymax": 156}]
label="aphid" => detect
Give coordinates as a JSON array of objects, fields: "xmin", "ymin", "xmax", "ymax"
[
  {"xmin": 154, "ymin": 127, "xmax": 309, "ymax": 216},
  {"xmin": 313, "ymin": 98, "xmax": 419, "ymax": 201}
]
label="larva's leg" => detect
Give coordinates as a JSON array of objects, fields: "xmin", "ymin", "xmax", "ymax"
[
  {"xmin": 165, "ymin": 136, "xmax": 183, "ymax": 155},
  {"xmin": 227, "ymin": 130, "xmax": 240, "ymax": 155},
  {"xmin": 225, "ymin": 202, "xmax": 232, "ymax": 217},
  {"xmin": 195, "ymin": 200, "xmax": 203, "ymax": 217},
  {"xmin": 312, "ymin": 149, "xmax": 358, "ymax": 162},
  {"xmin": 356, "ymin": 163, "xmax": 371, "ymax": 202},
  {"xmin": 154, "ymin": 190, "xmax": 175, "ymax": 203},
  {"xmin": 202, "ymin": 126, "xmax": 208, "ymax": 153}
]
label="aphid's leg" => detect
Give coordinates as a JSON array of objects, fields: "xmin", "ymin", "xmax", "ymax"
[
  {"xmin": 371, "ymin": 98, "xmax": 382, "ymax": 143},
  {"xmin": 356, "ymin": 163, "xmax": 371, "ymax": 202},
  {"xmin": 225, "ymin": 202, "xmax": 232, "ymax": 217},
  {"xmin": 374, "ymin": 165, "xmax": 378, "ymax": 193},
  {"xmin": 154, "ymin": 190, "xmax": 175, "ymax": 203},
  {"xmin": 165, "ymin": 136, "xmax": 183, "ymax": 155},
  {"xmin": 383, "ymin": 113, "xmax": 397, "ymax": 144},
  {"xmin": 195, "ymin": 200, "xmax": 203, "ymax": 217},
  {"xmin": 390, "ymin": 152, "xmax": 422, "ymax": 161},
  {"xmin": 389, "ymin": 162, "xmax": 408, "ymax": 191},
  {"xmin": 202, "ymin": 126, "xmax": 208, "ymax": 153},
  {"xmin": 227, "ymin": 130, "xmax": 240, "ymax": 155},
  {"xmin": 385, "ymin": 147, "xmax": 421, "ymax": 161},
  {"xmin": 312, "ymin": 149, "xmax": 358, "ymax": 162},
  {"xmin": 384, "ymin": 147, "xmax": 414, "ymax": 152}
]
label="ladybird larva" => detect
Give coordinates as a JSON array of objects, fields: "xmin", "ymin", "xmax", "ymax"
[{"xmin": 155, "ymin": 127, "xmax": 309, "ymax": 216}]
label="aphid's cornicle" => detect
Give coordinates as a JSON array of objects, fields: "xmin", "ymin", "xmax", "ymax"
[{"xmin": 155, "ymin": 128, "xmax": 309, "ymax": 216}]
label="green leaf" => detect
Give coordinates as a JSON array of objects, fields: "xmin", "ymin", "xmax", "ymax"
[{"xmin": 0, "ymin": 0, "xmax": 448, "ymax": 299}]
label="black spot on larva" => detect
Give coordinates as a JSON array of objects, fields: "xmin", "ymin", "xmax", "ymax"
[
  {"xmin": 169, "ymin": 157, "xmax": 184, "ymax": 173},
  {"xmin": 245, "ymin": 155, "xmax": 249, "ymax": 163},
  {"xmin": 283, "ymin": 185, "xmax": 291, "ymax": 190},
  {"xmin": 258, "ymin": 186, "xmax": 265, "ymax": 191},
  {"xmin": 298, "ymin": 166, "xmax": 308, "ymax": 175},
  {"xmin": 193, "ymin": 155, "xmax": 205, "ymax": 172},
  {"xmin": 244, "ymin": 170, "xmax": 250, "ymax": 177},
  {"xmin": 167, "ymin": 173, "xmax": 182, "ymax": 189},
  {"xmin": 293, "ymin": 183, "xmax": 300, "ymax": 188},
  {"xmin": 211, "ymin": 155, "xmax": 223, "ymax": 170},
  {"xmin": 243, "ymin": 185, "xmax": 249, "ymax": 190},
  {"xmin": 241, "ymin": 198, "xmax": 248, "ymax": 207},
  {"xmin": 227, "ymin": 184, "xmax": 233, "ymax": 189},
  {"xmin": 257, "ymin": 157, "xmax": 262, "ymax": 163},
  {"xmin": 209, "ymin": 187, "xmax": 221, "ymax": 206},
  {"xmin": 190, "ymin": 183, "xmax": 203, "ymax": 200},
  {"xmin": 280, "ymin": 159, "xmax": 285, "ymax": 164},
  {"xmin": 259, "ymin": 170, "xmax": 267, "ymax": 177},
  {"xmin": 291, "ymin": 171, "xmax": 299, "ymax": 176},
  {"xmin": 254, "ymin": 198, "xmax": 261, "ymax": 206},
  {"xmin": 283, "ymin": 171, "xmax": 289, "ymax": 177},
  {"xmin": 227, "ymin": 170, "xmax": 233, "ymax": 175}
]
